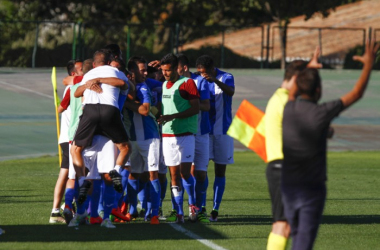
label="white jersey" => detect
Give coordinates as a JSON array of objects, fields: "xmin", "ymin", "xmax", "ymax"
[
  {"xmin": 58, "ymin": 86, "xmax": 71, "ymax": 144},
  {"xmin": 81, "ymin": 65, "xmax": 128, "ymax": 107}
]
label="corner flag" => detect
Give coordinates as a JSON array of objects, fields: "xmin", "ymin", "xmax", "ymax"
[{"xmin": 227, "ymin": 99, "xmax": 267, "ymax": 162}]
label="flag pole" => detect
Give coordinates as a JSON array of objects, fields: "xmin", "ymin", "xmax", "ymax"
[{"xmin": 51, "ymin": 67, "xmax": 62, "ymax": 166}]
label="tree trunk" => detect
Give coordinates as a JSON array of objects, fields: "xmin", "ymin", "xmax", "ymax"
[{"xmin": 278, "ymin": 19, "xmax": 289, "ymax": 69}]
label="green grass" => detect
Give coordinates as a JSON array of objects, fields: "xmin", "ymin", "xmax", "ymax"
[{"xmin": 0, "ymin": 151, "xmax": 379, "ymax": 249}]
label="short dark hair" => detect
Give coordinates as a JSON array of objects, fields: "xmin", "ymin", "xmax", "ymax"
[
  {"xmin": 177, "ymin": 53, "xmax": 189, "ymax": 67},
  {"xmin": 195, "ymin": 55, "xmax": 214, "ymax": 70},
  {"xmin": 160, "ymin": 53, "xmax": 178, "ymax": 69},
  {"xmin": 284, "ymin": 60, "xmax": 308, "ymax": 81},
  {"xmin": 104, "ymin": 44, "xmax": 122, "ymax": 59},
  {"xmin": 127, "ymin": 59, "xmax": 139, "ymax": 72},
  {"xmin": 66, "ymin": 59, "xmax": 82, "ymax": 76},
  {"xmin": 129, "ymin": 56, "xmax": 147, "ymax": 65},
  {"xmin": 82, "ymin": 59, "xmax": 93, "ymax": 75},
  {"xmin": 296, "ymin": 68, "xmax": 321, "ymax": 97},
  {"xmin": 93, "ymin": 49, "xmax": 112, "ymax": 66}
]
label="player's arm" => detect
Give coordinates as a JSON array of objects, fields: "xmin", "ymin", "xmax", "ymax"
[
  {"xmin": 307, "ymin": 46, "xmax": 323, "ymax": 69},
  {"xmin": 57, "ymin": 88, "xmax": 71, "ymax": 113},
  {"xmin": 203, "ymin": 73, "xmax": 234, "ymax": 96},
  {"xmin": 157, "ymin": 98, "xmax": 200, "ymax": 125},
  {"xmin": 288, "ymin": 76, "xmax": 299, "ymax": 101},
  {"xmin": 340, "ymin": 38, "xmax": 379, "ymax": 108},
  {"xmin": 62, "ymin": 76, "xmax": 75, "ymax": 86},
  {"xmin": 124, "ymin": 100, "xmax": 150, "ymax": 116},
  {"xmin": 200, "ymin": 99, "xmax": 210, "ymax": 111}
]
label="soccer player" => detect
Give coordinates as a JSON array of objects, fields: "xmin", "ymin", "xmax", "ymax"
[
  {"xmin": 196, "ymin": 55, "xmax": 234, "ymax": 222},
  {"xmin": 49, "ymin": 60, "xmax": 83, "ymax": 223},
  {"xmin": 70, "ymin": 49, "xmax": 131, "ymax": 204},
  {"xmin": 177, "ymin": 54, "xmax": 211, "ymax": 223},
  {"xmin": 281, "ymin": 38, "xmax": 379, "ymax": 250},
  {"xmin": 264, "ymin": 48, "xmax": 321, "ymax": 249},
  {"xmin": 157, "ymin": 53, "xmax": 200, "ymax": 223},
  {"xmin": 62, "ymin": 59, "xmax": 83, "ymax": 86},
  {"xmin": 123, "ymin": 58, "xmax": 161, "ymax": 224}
]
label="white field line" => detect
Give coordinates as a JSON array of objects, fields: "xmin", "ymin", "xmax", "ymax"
[
  {"xmin": 169, "ymin": 224, "xmax": 228, "ymax": 250},
  {"xmin": 0, "ymin": 80, "xmax": 53, "ymax": 99}
]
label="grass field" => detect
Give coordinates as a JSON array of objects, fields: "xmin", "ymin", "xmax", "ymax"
[{"xmin": 0, "ymin": 151, "xmax": 379, "ymax": 250}]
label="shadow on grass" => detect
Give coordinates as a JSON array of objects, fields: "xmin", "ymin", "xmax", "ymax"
[
  {"xmin": 0, "ymin": 222, "xmax": 227, "ymax": 242},
  {"xmin": 321, "ymin": 215, "xmax": 380, "ymax": 224}
]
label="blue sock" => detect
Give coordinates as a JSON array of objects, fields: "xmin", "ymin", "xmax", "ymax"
[
  {"xmin": 150, "ymin": 179, "xmax": 161, "ymax": 217},
  {"xmin": 98, "ymin": 180, "xmax": 105, "ymax": 214},
  {"xmin": 121, "ymin": 169, "xmax": 129, "ymax": 194},
  {"xmin": 202, "ymin": 175, "xmax": 209, "ymax": 208},
  {"xmin": 195, "ymin": 178, "xmax": 207, "ymax": 209},
  {"xmin": 90, "ymin": 180, "xmax": 101, "ymax": 218},
  {"xmin": 172, "ymin": 186, "xmax": 183, "ymax": 216},
  {"xmin": 138, "ymin": 180, "xmax": 147, "ymax": 211},
  {"xmin": 65, "ymin": 188, "xmax": 75, "ymax": 209},
  {"xmin": 213, "ymin": 176, "xmax": 225, "ymax": 210},
  {"xmin": 160, "ymin": 178, "xmax": 167, "ymax": 208},
  {"xmin": 145, "ymin": 183, "xmax": 151, "ymax": 218},
  {"xmin": 127, "ymin": 179, "xmax": 139, "ymax": 215},
  {"xmin": 182, "ymin": 176, "xmax": 196, "ymax": 205},
  {"xmin": 114, "ymin": 190, "xmax": 123, "ymax": 209},
  {"xmin": 103, "ymin": 184, "xmax": 115, "ymax": 220}
]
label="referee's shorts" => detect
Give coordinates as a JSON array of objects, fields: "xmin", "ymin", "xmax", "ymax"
[{"xmin": 266, "ymin": 159, "xmax": 287, "ymax": 222}]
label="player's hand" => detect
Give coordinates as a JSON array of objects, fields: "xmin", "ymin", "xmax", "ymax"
[
  {"xmin": 157, "ymin": 115, "xmax": 173, "ymax": 125},
  {"xmin": 202, "ymin": 73, "xmax": 216, "ymax": 83},
  {"xmin": 85, "ymin": 79, "xmax": 103, "ymax": 93},
  {"xmin": 307, "ymin": 46, "xmax": 323, "ymax": 69},
  {"xmin": 148, "ymin": 60, "xmax": 161, "ymax": 69},
  {"xmin": 353, "ymin": 33, "xmax": 380, "ymax": 66}
]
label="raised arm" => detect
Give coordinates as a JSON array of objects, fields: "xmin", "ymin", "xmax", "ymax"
[
  {"xmin": 307, "ymin": 46, "xmax": 323, "ymax": 69},
  {"xmin": 340, "ymin": 38, "xmax": 379, "ymax": 108},
  {"xmin": 203, "ymin": 73, "xmax": 235, "ymax": 97}
]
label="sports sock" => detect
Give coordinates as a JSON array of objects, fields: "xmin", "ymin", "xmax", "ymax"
[
  {"xmin": 150, "ymin": 179, "xmax": 161, "ymax": 217},
  {"xmin": 171, "ymin": 186, "xmax": 183, "ymax": 215},
  {"xmin": 121, "ymin": 168, "xmax": 129, "ymax": 194},
  {"xmin": 65, "ymin": 188, "xmax": 75, "ymax": 209},
  {"xmin": 182, "ymin": 176, "xmax": 196, "ymax": 205},
  {"xmin": 202, "ymin": 175, "xmax": 209, "ymax": 208},
  {"xmin": 90, "ymin": 180, "xmax": 101, "ymax": 218},
  {"xmin": 195, "ymin": 178, "xmax": 207, "ymax": 209},
  {"xmin": 103, "ymin": 184, "xmax": 115, "ymax": 220},
  {"xmin": 52, "ymin": 208, "xmax": 60, "ymax": 213},
  {"xmin": 213, "ymin": 176, "xmax": 226, "ymax": 210},
  {"xmin": 138, "ymin": 180, "xmax": 147, "ymax": 211},
  {"xmin": 114, "ymin": 165, "xmax": 122, "ymax": 174},
  {"xmin": 98, "ymin": 180, "xmax": 105, "ymax": 214},
  {"xmin": 267, "ymin": 232, "xmax": 288, "ymax": 250},
  {"xmin": 170, "ymin": 186, "xmax": 179, "ymax": 211},
  {"xmin": 160, "ymin": 178, "xmax": 167, "ymax": 208},
  {"xmin": 145, "ymin": 184, "xmax": 151, "ymax": 218},
  {"xmin": 127, "ymin": 179, "xmax": 139, "ymax": 215}
]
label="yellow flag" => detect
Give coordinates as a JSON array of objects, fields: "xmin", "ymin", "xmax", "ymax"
[{"xmin": 51, "ymin": 67, "xmax": 62, "ymax": 165}]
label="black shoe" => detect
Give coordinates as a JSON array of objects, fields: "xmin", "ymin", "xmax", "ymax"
[
  {"xmin": 109, "ymin": 170, "xmax": 123, "ymax": 193},
  {"xmin": 78, "ymin": 180, "xmax": 92, "ymax": 205}
]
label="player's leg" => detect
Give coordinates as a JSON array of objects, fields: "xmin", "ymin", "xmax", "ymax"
[{"xmin": 158, "ymin": 138, "xmax": 168, "ymax": 219}]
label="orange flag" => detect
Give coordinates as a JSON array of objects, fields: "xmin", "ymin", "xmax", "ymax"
[{"xmin": 227, "ymin": 99, "xmax": 267, "ymax": 162}]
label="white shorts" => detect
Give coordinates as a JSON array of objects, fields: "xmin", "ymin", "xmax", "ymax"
[
  {"xmin": 83, "ymin": 135, "xmax": 117, "ymax": 176},
  {"xmin": 193, "ymin": 134, "xmax": 209, "ymax": 171},
  {"xmin": 130, "ymin": 138, "xmax": 160, "ymax": 174},
  {"xmin": 209, "ymin": 134, "xmax": 234, "ymax": 165},
  {"xmin": 163, "ymin": 135, "xmax": 195, "ymax": 166}
]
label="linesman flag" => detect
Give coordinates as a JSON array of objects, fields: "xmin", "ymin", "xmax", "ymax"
[
  {"xmin": 227, "ymin": 99, "xmax": 267, "ymax": 162},
  {"xmin": 51, "ymin": 67, "xmax": 62, "ymax": 165}
]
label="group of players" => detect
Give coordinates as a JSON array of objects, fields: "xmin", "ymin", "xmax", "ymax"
[
  {"xmin": 48, "ymin": 33, "xmax": 378, "ymax": 250},
  {"xmin": 48, "ymin": 44, "xmax": 235, "ymax": 229}
]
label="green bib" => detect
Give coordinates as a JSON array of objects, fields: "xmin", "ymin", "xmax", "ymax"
[
  {"xmin": 161, "ymin": 76, "xmax": 197, "ymax": 135},
  {"xmin": 68, "ymin": 84, "xmax": 83, "ymax": 141}
]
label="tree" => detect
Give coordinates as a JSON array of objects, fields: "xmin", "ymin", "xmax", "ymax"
[{"xmin": 261, "ymin": 0, "xmax": 359, "ymax": 69}]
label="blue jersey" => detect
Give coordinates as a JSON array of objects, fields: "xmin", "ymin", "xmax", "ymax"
[
  {"xmin": 125, "ymin": 82, "xmax": 159, "ymax": 141},
  {"xmin": 208, "ymin": 68, "xmax": 234, "ymax": 135},
  {"xmin": 145, "ymin": 78, "xmax": 163, "ymax": 107},
  {"xmin": 190, "ymin": 72, "xmax": 211, "ymax": 135}
]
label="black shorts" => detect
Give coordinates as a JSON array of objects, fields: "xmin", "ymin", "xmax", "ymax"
[
  {"xmin": 60, "ymin": 142, "xmax": 69, "ymax": 169},
  {"xmin": 266, "ymin": 160, "xmax": 286, "ymax": 222},
  {"xmin": 73, "ymin": 104, "xmax": 129, "ymax": 147}
]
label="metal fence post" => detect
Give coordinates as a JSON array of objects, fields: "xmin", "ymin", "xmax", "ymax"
[
  {"xmin": 72, "ymin": 22, "xmax": 77, "ymax": 59},
  {"xmin": 32, "ymin": 21, "xmax": 39, "ymax": 68},
  {"xmin": 318, "ymin": 28, "xmax": 323, "ymax": 60},
  {"xmin": 266, "ymin": 25, "xmax": 270, "ymax": 68},
  {"xmin": 127, "ymin": 25, "xmax": 130, "ymax": 60},
  {"xmin": 175, "ymin": 23, "xmax": 180, "ymax": 54},
  {"xmin": 221, "ymin": 27, "xmax": 225, "ymax": 68}
]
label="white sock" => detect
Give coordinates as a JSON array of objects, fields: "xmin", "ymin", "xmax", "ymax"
[
  {"xmin": 52, "ymin": 208, "xmax": 60, "ymax": 213},
  {"xmin": 78, "ymin": 176, "xmax": 86, "ymax": 186},
  {"xmin": 114, "ymin": 165, "xmax": 121, "ymax": 174}
]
